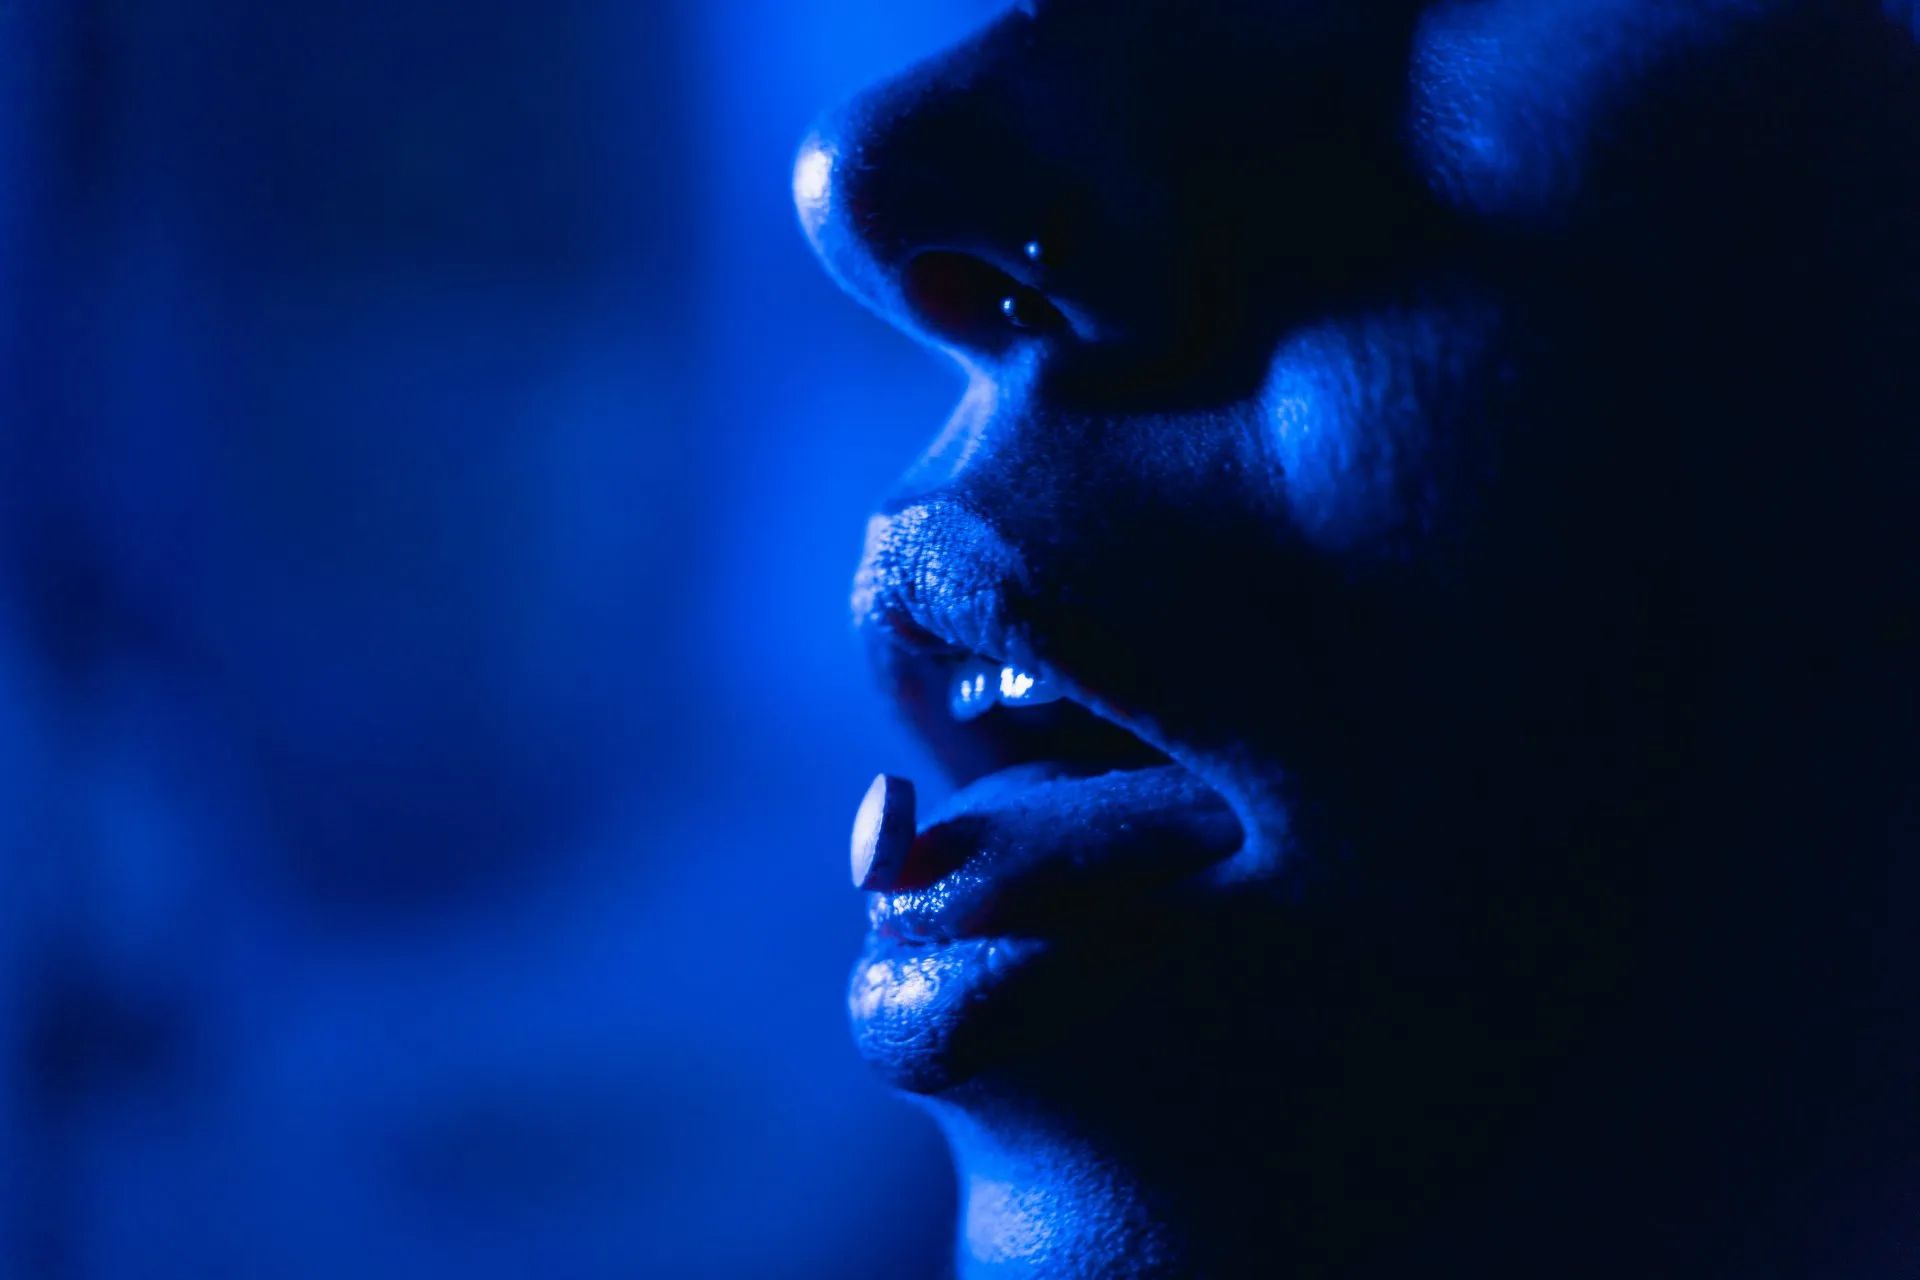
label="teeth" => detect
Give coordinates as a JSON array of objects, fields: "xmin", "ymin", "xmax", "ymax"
[
  {"xmin": 948, "ymin": 657, "xmax": 1064, "ymax": 721},
  {"xmin": 996, "ymin": 663, "xmax": 1061, "ymax": 708},
  {"xmin": 949, "ymin": 660, "xmax": 999, "ymax": 722}
]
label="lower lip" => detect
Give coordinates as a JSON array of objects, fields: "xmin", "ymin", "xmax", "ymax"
[
  {"xmin": 846, "ymin": 931, "xmax": 1052, "ymax": 1092},
  {"xmin": 850, "ymin": 931, "xmax": 1048, "ymax": 1032},
  {"xmin": 846, "ymin": 762, "xmax": 1242, "ymax": 1088}
]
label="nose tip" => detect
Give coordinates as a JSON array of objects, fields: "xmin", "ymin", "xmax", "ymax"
[
  {"xmin": 792, "ymin": 66, "xmax": 1081, "ymax": 363},
  {"xmin": 791, "ymin": 138, "xmax": 834, "ymax": 244},
  {"xmin": 792, "ymin": 130, "xmax": 911, "ymax": 335}
]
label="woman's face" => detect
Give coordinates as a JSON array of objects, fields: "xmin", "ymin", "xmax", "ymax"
[{"xmin": 799, "ymin": 0, "xmax": 1918, "ymax": 1211}]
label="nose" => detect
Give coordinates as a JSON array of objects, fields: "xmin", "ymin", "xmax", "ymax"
[
  {"xmin": 793, "ymin": 15, "xmax": 1092, "ymax": 367},
  {"xmin": 794, "ymin": 3, "xmax": 1435, "ymax": 396}
]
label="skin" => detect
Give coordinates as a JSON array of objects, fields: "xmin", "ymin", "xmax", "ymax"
[{"xmin": 798, "ymin": 2, "xmax": 1920, "ymax": 1275}]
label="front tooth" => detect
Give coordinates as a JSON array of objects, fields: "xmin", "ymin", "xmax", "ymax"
[
  {"xmin": 997, "ymin": 664, "xmax": 1063, "ymax": 707},
  {"xmin": 949, "ymin": 658, "xmax": 1001, "ymax": 721}
]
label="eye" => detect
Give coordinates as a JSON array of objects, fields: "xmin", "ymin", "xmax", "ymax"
[{"xmin": 901, "ymin": 250, "xmax": 1068, "ymax": 352}]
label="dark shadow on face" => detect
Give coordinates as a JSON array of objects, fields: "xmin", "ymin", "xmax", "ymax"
[{"xmin": 801, "ymin": 2, "xmax": 1920, "ymax": 1275}]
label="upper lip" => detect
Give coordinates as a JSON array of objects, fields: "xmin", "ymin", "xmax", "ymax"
[{"xmin": 853, "ymin": 498, "xmax": 1185, "ymax": 790}]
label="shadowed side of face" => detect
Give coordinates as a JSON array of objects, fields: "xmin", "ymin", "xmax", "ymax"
[{"xmin": 802, "ymin": 1, "xmax": 1920, "ymax": 1271}]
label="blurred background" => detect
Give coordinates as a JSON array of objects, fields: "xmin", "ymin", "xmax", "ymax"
[{"xmin": 0, "ymin": 1, "xmax": 1003, "ymax": 1275}]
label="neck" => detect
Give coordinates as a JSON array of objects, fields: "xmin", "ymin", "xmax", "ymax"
[
  {"xmin": 911, "ymin": 745, "xmax": 1919, "ymax": 1279},
  {"xmin": 927, "ymin": 1102, "xmax": 1181, "ymax": 1280},
  {"xmin": 922, "ymin": 1062, "xmax": 1918, "ymax": 1280}
]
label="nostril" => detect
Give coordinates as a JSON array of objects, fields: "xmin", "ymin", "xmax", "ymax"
[
  {"xmin": 999, "ymin": 287, "xmax": 1064, "ymax": 332},
  {"xmin": 901, "ymin": 250, "xmax": 1068, "ymax": 353}
]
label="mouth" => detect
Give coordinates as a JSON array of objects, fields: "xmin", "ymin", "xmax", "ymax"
[
  {"xmin": 842, "ymin": 502, "xmax": 1247, "ymax": 1088},
  {"xmin": 845, "ymin": 623, "xmax": 1244, "ymax": 1091},
  {"xmin": 848, "ymin": 506, "xmax": 1246, "ymax": 951}
]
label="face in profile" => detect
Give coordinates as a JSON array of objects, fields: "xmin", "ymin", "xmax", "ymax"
[{"xmin": 799, "ymin": 2, "xmax": 1920, "ymax": 1274}]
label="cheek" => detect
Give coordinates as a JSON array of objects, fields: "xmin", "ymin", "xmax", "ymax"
[
  {"xmin": 1409, "ymin": 6, "xmax": 1591, "ymax": 220},
  {"xmin": 1259, "ymin": 303, "xmax": 1503, "ymax": 563},
  {"xmin": 1407, "ymin": 0, "xmax": 1758, "ymax": 220}
]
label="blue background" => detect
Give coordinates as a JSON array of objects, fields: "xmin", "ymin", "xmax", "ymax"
[{"xmin": 0, "ymin": 2, "xmax": 1001, "ymax": 1275}]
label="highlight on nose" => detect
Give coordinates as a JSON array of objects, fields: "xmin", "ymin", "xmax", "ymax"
[
  {"xmin": 792, "ymin": 130, "xmax": 904, "ymax": 337},
  {"xmin": 792, "ymin": 138, "xmax": 834, "ymax": 241}
]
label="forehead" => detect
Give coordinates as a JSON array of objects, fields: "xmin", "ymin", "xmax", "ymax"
[{"xmin": 1023, "ymin": 0, "xmax": 1748, "ymax": 30}]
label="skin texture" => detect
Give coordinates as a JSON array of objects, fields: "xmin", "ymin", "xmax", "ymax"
[{"xmin": 798, "ymin": 2, "xmax": 1920, "ymax": 1275}]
